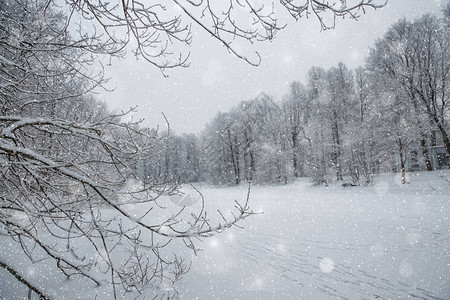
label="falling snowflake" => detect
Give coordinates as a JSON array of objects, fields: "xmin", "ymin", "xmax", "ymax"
[
  {"xmin": 319, "ymin": 257, "xmax": 335, "ymax": 273},
  {"xmin": 225, "ymin": 232, "xmax": 235, "ymax": 242},
  {"xmin": 209, "ymin": 238, "xmax": 219, "ymax": 248},
  {"xmin": 274, "ymin": 243, "xmax": 286, "ymax": 254},
  {"xmin": 27, "ymin": 267, "xmax": 36, "ymax": 277}
]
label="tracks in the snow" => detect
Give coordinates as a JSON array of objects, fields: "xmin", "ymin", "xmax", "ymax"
[{"xmin": 231, "ymin": 226, "xmax": 444, "ymax": 299}]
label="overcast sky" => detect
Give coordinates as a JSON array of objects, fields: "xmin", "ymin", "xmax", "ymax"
[{"xmin": 98, "ymin": 0, "xmax": 445, "ymax": 135}]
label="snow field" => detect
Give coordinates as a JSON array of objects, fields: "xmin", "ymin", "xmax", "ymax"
[
  {"xmin": 177, "ymin": 171, "xmax": 450, "ymax": 299},
  {"xmin": 0, "ymin": 171, "xmax": 448, "ymax": 299}
]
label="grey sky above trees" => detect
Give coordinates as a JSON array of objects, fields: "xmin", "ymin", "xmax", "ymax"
[{"xmin": 100, "ymin": 0, "xmax": 445, "ymax": 134}]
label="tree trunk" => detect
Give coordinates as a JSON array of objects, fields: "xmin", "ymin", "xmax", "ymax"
[
  {"xmin": 400, "ymin": 162, "xmax": 406, "ymax": 184},
  {"xmin": 292, "ymin": 134, "xmax": 299, "ymax": 177},
  {"xmin": 438, "ymin": 124, "xmax": 450, "ymax": 159},
  {"xmin": 331, "ymin": 116, "xmax": 343, "ymax": 181},
  {"xmin": 227, "ymin": 127, "xmax": 239, "ymax": 185},
  {"xmin": 419, "ymin": 138, "xmax": 433, "ymax": 171},
  {"xmin": 398, "ymin": 138, "xmax": 407, "ymax": 184}
]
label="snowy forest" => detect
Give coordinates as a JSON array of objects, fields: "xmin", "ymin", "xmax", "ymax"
[
  {"xmin": 149, "ymin": 12, "xmax": 450, "ymax": 187},
  {"xmin": 0, "ymin": 0, "xmax": 449, "ymax": 299}
]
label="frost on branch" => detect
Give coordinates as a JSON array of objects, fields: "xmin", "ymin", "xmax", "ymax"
[
  {"xmin": 0, "ymin": 0, "xmax": 254, "ymax": 298},
  {"xmin": 0, "ymin": 112, "xmax": 254, "ymax": 298},
  {"xmin": 55, "ymin": 0, "xmax": 386, "ymax": 71}
]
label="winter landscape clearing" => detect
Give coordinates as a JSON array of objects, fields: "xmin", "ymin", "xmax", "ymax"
[
  {"xmin": 2, "ymin": 170, "xmax": 448, "ymax": 299},
  {"xmin": 2, "ymin": 0, "xmax": 450, "ymax": 299},
  {"xmin": 176, "ymin": 171, "xmax": 450, "ymax": 299}
]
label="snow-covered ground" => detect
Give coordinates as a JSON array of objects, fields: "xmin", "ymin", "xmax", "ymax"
[
  {"xmin": 177, "ymin": 170, "xmax": 450, "ymax": 299},
  {"xmin": 1, "ymin": 170, "xmax": 449, "ymax": 299}
]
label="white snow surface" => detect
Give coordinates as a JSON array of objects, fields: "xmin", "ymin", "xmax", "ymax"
[
  {"xmin": 177, "ymin": 171, "xmax": 450, "ymax": 299},
  {"xmin": 1, "ymin": 170, "xmax": 449, "ymax": 299}
]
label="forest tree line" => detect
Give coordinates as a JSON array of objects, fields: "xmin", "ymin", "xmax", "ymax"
[{"xmin": 136, "ymin": 11, "xmax": 450, "ymax": 186}]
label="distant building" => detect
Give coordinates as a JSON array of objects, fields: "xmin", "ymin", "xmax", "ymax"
[{"xmin": 396, "ymin": 146, "xmax": 449, "ymax": 172}]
